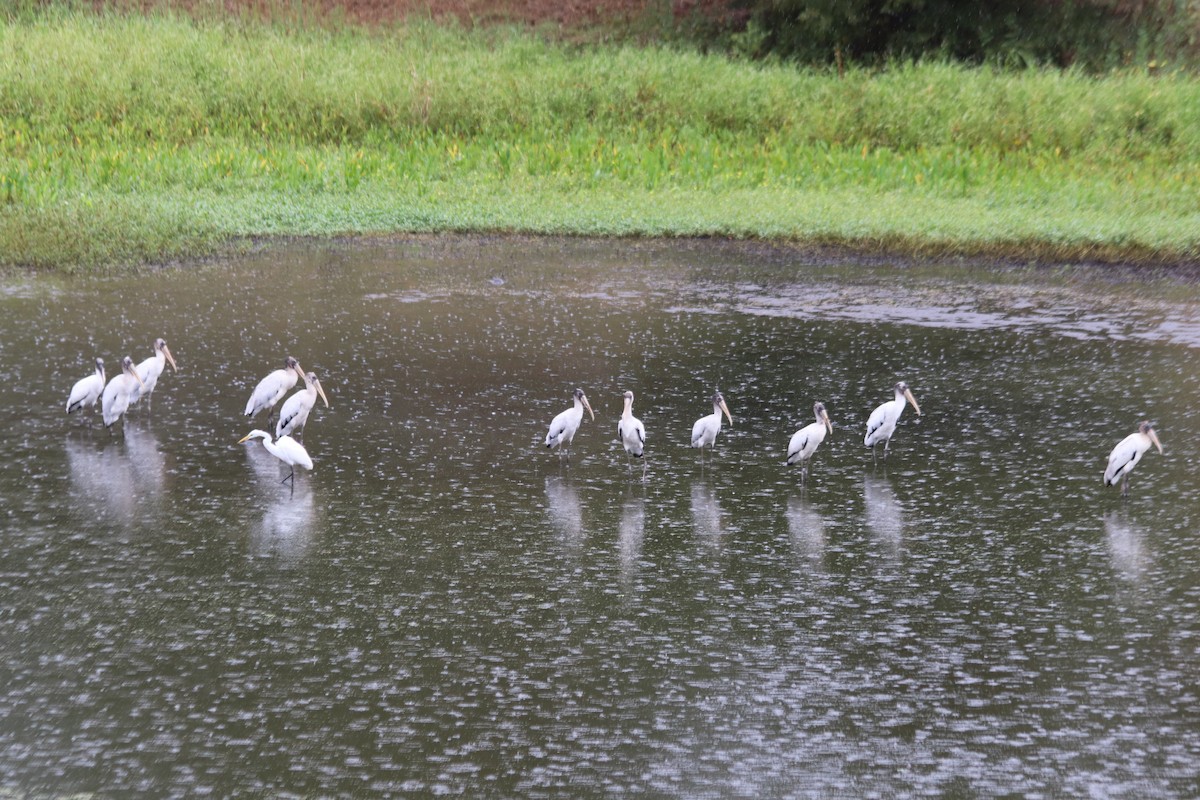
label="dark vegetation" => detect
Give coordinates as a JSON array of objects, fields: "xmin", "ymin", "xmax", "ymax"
[{"xmin": 717, "ymin": 0, "xmax": 1198, "ymax": 70}]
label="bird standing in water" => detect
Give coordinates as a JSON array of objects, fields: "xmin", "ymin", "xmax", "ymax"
[
  {"xmin": 617, "ymin": 390, "xmax": 647, "ymax": 476},
  {"xmin": 787, "ymin": 401, "xmax": 833, "ymax": 483},
  {"xmin": 545, "ymin": 388, "xmax": 595, "ymax": 459},
  {"xmin": 864, "ymin": 381, "xmax": 921, "ymax": 459},
  {"xmin": 67, "ymin": 357, "xmax": 105, "ymax": 423},
  {"xmin": 1104, "ymin": 421, "xmax": 1163, "ymax": 497}
]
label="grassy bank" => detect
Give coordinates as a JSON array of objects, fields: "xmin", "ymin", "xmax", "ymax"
[{"xmin": 2, "ymin": 10, "xmax": 1199, "ymax": 271}]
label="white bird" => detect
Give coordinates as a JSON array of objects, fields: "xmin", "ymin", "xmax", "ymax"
[
  {"xmin": 276, "ymin": 371, "xmax": 330, "ymax": 440},
  {"xmin": 617, "ymin": 390, "xmax": 646, "ymax": 474},
  {"xmin": 545, "ymin": 388, "xmax": 595, "ymax": 457},
  {"xmin": 864, "ymin": 381, "xmax": 921, "ymax": 458},
  {"xmin": 131, "ymin": 337, "xmax": 177, "ymax": 408},
  {"xmin": 239, "ymin": 429, "xmax": 313, "ymax": 483},
  {"xmin": 66, "ymin": 357, "xmax": 105, "ymax": 421},
  {"xmin": 1104, "ymin": 421, "xmax": 1163, "ymax": 496},
  {"xmin": 245, "ymin": 356, "xmax": 304, "ymax": 421},
  {"xmin": 691, "ymin": 391, "xmax": 733, "ymax": 455},
  {"xmin": 101, "ymin": 356, "xmax": 146, "ymax": 430},
  {"xmin": 787, "ymin": 401, "xmax": 833, "ymax": 482}
]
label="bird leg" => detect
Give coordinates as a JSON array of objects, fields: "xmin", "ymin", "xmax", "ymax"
[{"xmin": 282, "ymin": 466, "xmax": 295, "ymax": 484}]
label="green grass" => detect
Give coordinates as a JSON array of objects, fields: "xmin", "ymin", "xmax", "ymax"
[{"xmin": 2, "ymin": 9, "xmax": 1199, "ymax": 271}]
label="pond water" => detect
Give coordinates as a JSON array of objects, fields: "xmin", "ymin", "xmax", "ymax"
[{"xmin": 2, "ymin": 236, "xmax": 1199, "ymax": 797}]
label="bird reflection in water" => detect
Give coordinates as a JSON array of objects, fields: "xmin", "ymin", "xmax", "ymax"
[
  {"xmin": 863, "ymin": 474, "xmax": 905, "ymax": 555},
  {"xmin": 1104, "ymin": 510, "xmax": 1153, "ymax": 583},
  {"xmin": 253, "ymin": 481, "xmax": 318, "ymax": 564},
  {"xmin": 618, "ymin": 493, "xmax": 646, "ymax": 583},
  {"xmin": 65, "ymin": 424, "xmax": 166, "ymax": 526},
  {"xmin": 786, "ymin": 494, "xmax": 828, "ymax": 571},
  {"xmin": 690, "ymin": 481, "xmax": 723, "ymax": 539},
  {"xmin": 544, "ymin": 475, "xmax": 584, "ymax": 546}
]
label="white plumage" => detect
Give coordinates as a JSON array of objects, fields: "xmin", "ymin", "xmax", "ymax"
[
  {"xmin": 131, "ymin": 337, "xmax": 177, "ymax": 406},
  {"xmin": 276, "ymin": 371, "xmax": 329, "ymax": 439},
  {"xmin": 691, "ymin": 391, "xmax": 733, "ymax": 452},
  {"xmin": 864, "ymin": 381, "xmax": 921, "ymax": 458},
  {"xmin": 787, "ymin": 401, "xmax": 833, "ymax": 481},
  {"xmin": 1104, "ymin": 421, "xmax": 1163, "ymax": 496},
  {"xmin": 67, "ymin": 357, "xmax": 105, "ymax": 418},
  {"xmin": 239, "ymin": 429, "xmax": 313, "ymax": 483},
  {"xmin": 618, "ymin": 390, "xmax": 646, "ymax": 459},
  {"xmin": 245, "ymin": 356, "xmax": 304, "ymax": 419},
  {"xmin": 101, "ymin": 356, "xmax": 145, "ymax": 429},
  {"xmin": 545, "ymin": 388, "xmax": 595, "ymax": 456}
]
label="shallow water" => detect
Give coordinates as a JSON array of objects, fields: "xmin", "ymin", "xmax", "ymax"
[{"xmin": 2, "ymin": 237, "xmax": 1199, "ymax": 797}]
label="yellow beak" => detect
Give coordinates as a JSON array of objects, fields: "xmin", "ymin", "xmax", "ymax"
[{"xmin": 904, "ymin": 387, "xmax": 921, "ymax": 416}]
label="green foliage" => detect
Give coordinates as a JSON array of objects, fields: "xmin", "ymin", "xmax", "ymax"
[{"xmin": 0, "ymin": 11, "xmax": 1197, "ymax": 270}]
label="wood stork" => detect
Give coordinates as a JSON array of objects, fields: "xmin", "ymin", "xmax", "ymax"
[
  {"xmin": 617, "ymin": 390, "xmax": 647, "ymax": 475},
  {"xmin": 691, "ymin": 391, "xmax": 733, "ymax": 456},
  {"xmin": 545, "ymin": 388, "xmax": 595, "ymax": 458},
  {"xmin": 66, "ymin": 357, "xmax": 105, "ymax": 421},
  {"xmin": 787, "ymin": 401, "xmax": 833, "ymax": 482},
  {"xmin": 245, "ymin": 356, "xmax": 304, "ymax": 421},
  {"xmin": 131, "ymin": 337, "xmax": 177, "ymax": 408},
  {"xmin": 239, "ymin": 429, "xmax": 313, "ymax": 483},
  {"xmin": 101, "ymin": 356, "xmax": 146, "ymax": 430},
  {"xmin": 864, "ymin": 381, "xmax": 921, "ymax": 459},
  {"xmin": 276, "ymin": 371, "xmax": 330, "ymax": 440},
  {"xmin": 1104, "ymin": 421, "xmax": 1163, "ymax": 496}
]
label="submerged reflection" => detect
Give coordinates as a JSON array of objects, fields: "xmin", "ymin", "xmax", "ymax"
[
  {"xmin": 863, "ymin": 474, "xmax": 905, "ymax": 551},
  {"xmin": 786, "ymin": 494, "xmax": 827, "ymax": 570},
  {"xmin": 1104, "ymin": 511, "xmax": 1152, "ymax": 583},
  {"xmin": 690, "ymin": 481, "xmax": 723, "ymax": 538},
  {"xmin": 618, "ymin": 493, "xmax": 646, "ymax": 581},
  {"xmin": 544, "ymin": 475, "xmax": 583, "ymax": 544},
  {"xmin": 253, "ymin": 481, "xmax": 318, "ymax": 563},
  {"xmin": 122, "ymin": 424, "xmax": 167, "ymax": 498},
  {"xmin": 65, "ymin": 424, "xmax": 166, "ymax": 525}
]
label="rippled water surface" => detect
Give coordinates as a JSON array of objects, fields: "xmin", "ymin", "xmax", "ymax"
[{"xmin": 2, "ymin": 237, "xmax": 1200, "ymax": 797}]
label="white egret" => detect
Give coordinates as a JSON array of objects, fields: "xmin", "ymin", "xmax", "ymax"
[
  {"xmin": 131, "ymin": 337, "xmax": 177, "ymax": 408},
  {"xmin": 276, "ymin": 371, "xmax": 330, "ymax": 440},
  {"xmin": 545, "ymin": 388, "xmax": 595, "ymax": 457},
  {"xmin": 239, "ymin": 429, "xmax": 313, "ymax": 483},
  {"xmin": 1104, "ymin": 421, "xmax": 1163, "ymax": 497},
  {"xmin": 691, "ymin": 391, "xmax": 733, "ymax": 455},
  {"xmin": 66, "ymin": 357, "xmax": 105, "ymax": 421},
  {"xmin": 101, "ymin": 356, "xmax": 146, "ymax": 430},
  {"xmin": 864, "ymin": 381, "xmax": 921, "ymax": 459},
  {"xmin": 617, "ymin": 390, "xmax": 646, "ymax": 474},
  {"xmin": 787, "ymin": 401, "xmax": 833, "ymax": 482},
  {"xmin": 245, "ymin": 356, "xmax": 304, "ymax": 421}
]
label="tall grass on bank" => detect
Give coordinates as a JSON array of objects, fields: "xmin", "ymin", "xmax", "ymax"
[{"xmin": 1, "ymin": 11, "xmax": 1198, "ymax": 270}]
